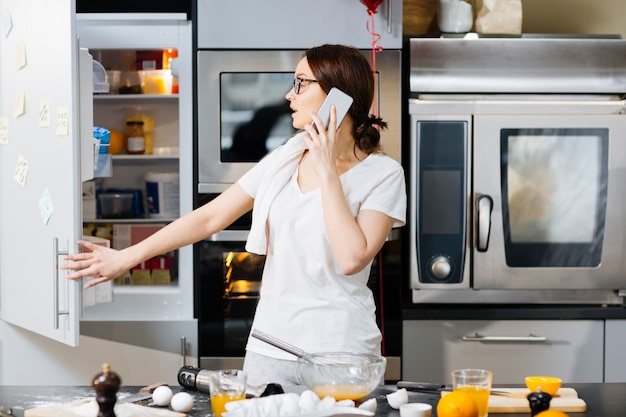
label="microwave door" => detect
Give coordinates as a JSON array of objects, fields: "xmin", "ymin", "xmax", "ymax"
[{"xmin": 473, "ymin": 114, "xmax": 626, "ymax": 291}]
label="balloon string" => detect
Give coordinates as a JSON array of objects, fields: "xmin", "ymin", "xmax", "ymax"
[{"xmin": 366, "ymin": 10, "xmax": 383, "ymax": 118}]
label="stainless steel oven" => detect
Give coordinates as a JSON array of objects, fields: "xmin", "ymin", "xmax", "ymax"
[{"xmin": 407, "ymin": 36, "xmax": 626, "ymax": 304}]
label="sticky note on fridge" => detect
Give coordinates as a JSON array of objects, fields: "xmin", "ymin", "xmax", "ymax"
[
  {"xmin": 39, "ymin": 99, "xmax": 50, "ymax": 127},
  {"xmin": 1, "ymin": 7, "xmax": 12, "ymax": 38},
  {"xmin": 14, "ymin": 89, "xmax": 24, "ymax": 117},
  {"xmin": 16, "ymin": 40, "xmax": 26, "ymax": 69},
  {"xmin": 56, "ymin": 106, "xmax": 68, "ymax": 136},
  {"xmin": 0, "ymin": 117, "xmax": 8, "ymax": 144},
  {"xmin": 14, "ymin": 153, "xmax": 28, "ymax": 187},
  {"xmin": 38, "ymin": 187, "xmax": 53, "ymax": 225}
]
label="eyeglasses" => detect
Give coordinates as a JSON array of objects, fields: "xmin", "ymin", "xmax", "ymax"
[{"xmin": 293, "ymin": 77, "xmax": 318, "ymax": 95}]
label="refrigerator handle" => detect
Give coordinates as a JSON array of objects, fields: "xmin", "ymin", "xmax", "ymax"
[
  {"xmin": 477, "ymin": 195, "xmax": 493, "ymax": 252},
  {"xmin": 53, "ymin": 238, "xmax": 70, "ymax": 329}
]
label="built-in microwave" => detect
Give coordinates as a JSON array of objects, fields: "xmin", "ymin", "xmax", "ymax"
[{"xmin": 196, "ymin": 49, "xmax": 402, "ymax": 192}]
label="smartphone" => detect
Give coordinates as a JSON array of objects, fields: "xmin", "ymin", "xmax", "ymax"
[{"xmin": 313, "ymin": 87, "xmax": 354, "ymax": 132}]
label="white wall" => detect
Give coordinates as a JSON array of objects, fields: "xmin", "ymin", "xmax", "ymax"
[{"xmin": 0, "ymin": 321, "xmax": 195, "ymax": 385}]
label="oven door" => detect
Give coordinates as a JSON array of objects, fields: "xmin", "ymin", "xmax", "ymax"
[
  {"xmin": 473, "ymin": 113, "xmax": 626, "ymax": 290},
  {"xmin": 194, "ymin": 231, "xmax": 266, "ymax": 369}
]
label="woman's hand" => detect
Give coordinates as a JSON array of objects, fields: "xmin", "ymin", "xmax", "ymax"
[
  {"xmin": 303, "ymin": 104, "xmax": 339, "ymax": 179},
  {"xmin": 61, "ymin": 240, "xmax": 135, "ymax": 288},
  {"xmin": 60, "ymin": 184, "xmax": 255, "ymax": 289}
]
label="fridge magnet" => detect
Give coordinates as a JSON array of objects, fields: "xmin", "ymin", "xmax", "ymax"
[
  {"xmin": 56, "ymin": 106, "xmax": 69, "ymax": 136},
  {"xmin": 13, "ymin": 153, "xmax": 28, "ymax": 187},
  {"xmin": 14, "ymin": 89, "xmax": 24, "ymax": 118},
  {"xmin": 39, "ymin": 99, "xmax": 50, "ymax": 128},
  {"xmin": 16, "ymin": 39, "xmax": 26, "ymax": 69},
  {"xmin": 0, "ymin": 117, "xmax": 8, "ymax": 144},
  {"xmin": 1, "ymin": 6, "xmax": 12, "ymax": 38},
  {"xmin": 38, "ymin": 187, "xmax": 54, "ymax": 225}
]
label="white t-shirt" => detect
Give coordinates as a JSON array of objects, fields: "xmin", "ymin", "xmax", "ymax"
[{"xmin": 238, "ymin": 148, "xmax": 406, "ymax": 360}]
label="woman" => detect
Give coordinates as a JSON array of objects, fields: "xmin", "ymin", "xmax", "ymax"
[{"xmin": 63, "ymin": 44, "xmax": 406, "ymax": 385}]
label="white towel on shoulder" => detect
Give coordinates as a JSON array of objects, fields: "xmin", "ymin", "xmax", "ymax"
[{"xmin": 245, "ymin": 132, "xmax": 308, "ymax": 254}]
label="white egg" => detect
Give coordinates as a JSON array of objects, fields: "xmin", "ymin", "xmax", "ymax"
[
  {"xmin": 170, "ymin": 392, "xmax": 194, "ymax": 413},
  {"xmin": 358, "ymin": 397, "xmax": 377, "ymax": 413},
  {"xmin": 386, "ymin": 388, "xmax": 409, "ymax": 409},
  {"xmin": 151, "ymin": 385, "xmax": 173, "ymax": 407}
]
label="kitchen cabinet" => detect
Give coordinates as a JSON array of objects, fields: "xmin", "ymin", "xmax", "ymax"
[
  {"xmin": 197, "ymin": 0, "xmax": 402, "ymax": 49},
  {"xmin": 604, "ymin": 320, "xmax": 626, "ymax": 382},
  {"xmin": 402, "ymin": 320, "xmax": 604, "ymax": 384},
  {"xmin": 0, "ymin": 3, "xmax": 197, "ymax": 384}
]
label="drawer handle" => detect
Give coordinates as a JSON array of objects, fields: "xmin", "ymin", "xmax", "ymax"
[{"xmin": 462, "ymin": 333, "xmax": 547, "ymax": 343}]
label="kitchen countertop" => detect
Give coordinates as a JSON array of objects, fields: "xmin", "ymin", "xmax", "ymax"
[{"xmin": 1, "ymin": 383, "xmax": 625, "ymax": 417}]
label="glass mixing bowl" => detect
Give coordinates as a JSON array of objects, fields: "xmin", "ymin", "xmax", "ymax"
[{"xmin": 297, "ymin": 352, "xmax": 387, "ymax": 401}]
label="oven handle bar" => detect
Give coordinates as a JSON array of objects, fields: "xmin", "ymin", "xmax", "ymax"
[
  {"xmin": 462, "ymin": 333, "xmax": 547, "ymax": 343},
  {"xmin": 476, "ymin": 195, "xmax": 493, "ymax": 252}
]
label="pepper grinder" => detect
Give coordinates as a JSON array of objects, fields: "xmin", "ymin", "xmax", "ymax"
[
  {"xmin": 527, "ymin": 389, "xmax": 552, "ymax": 417},
  {"xmin": 92, "ymin": 363, "xmax": 121, "ymax": 417}
]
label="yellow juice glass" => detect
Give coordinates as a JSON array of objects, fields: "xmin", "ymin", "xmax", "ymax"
[
  {"xmin": 209, "ymin": 369, "xmax": 247, "ymax": 417},
  {"xmin": 210, "ymin": 391, "xmax": 246, "ymax": 416},
  {"xmin": 452, "ymin": 369, "xmax": 493, "ymax": 417},
  {"xmin": 455, "ymin": 385, "xmax": 491, "ymax": 417}
]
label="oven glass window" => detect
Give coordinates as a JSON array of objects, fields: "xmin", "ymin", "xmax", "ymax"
[
  {"xmin": 220, "ymin": 72, "xmax": 296, "ymax": 162},
  {"xmin": 501, "ymin": 128, "xmax": 608, "ymax": 267},
  {"xmin": 196, "ymin": 240, "xmax": 267, "ymax": 357}
]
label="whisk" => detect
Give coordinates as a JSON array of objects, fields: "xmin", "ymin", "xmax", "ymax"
[{"xmin": 250, "ymin": 329, "xmax": 372, "ymax": 366}]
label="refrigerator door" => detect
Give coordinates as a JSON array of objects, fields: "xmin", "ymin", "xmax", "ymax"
[{"xmin": 0, "ymin": 0, "xmax": 86, "ymax": 346}]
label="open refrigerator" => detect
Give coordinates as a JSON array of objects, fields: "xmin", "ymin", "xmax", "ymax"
[{"xmin": 0, "ymin": 0, "xmax": 196, "ymax": 384}]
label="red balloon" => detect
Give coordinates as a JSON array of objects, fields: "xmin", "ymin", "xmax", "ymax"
[{"xmin": 360, "ymin": 0, "xmax": 384, "ymax": 14}]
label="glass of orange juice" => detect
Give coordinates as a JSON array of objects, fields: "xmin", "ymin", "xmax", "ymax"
[
  {"xmin": 209, "ymin": 369, "xmax": 247, "ymax": 416},
  {"xmin": 451, "ymin": 369, "xmax": 492, "ymax": 417}
]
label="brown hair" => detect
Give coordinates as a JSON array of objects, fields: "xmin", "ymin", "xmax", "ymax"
[{"xmin": 305, "ymin": 44, "xmax": 387, "ymax": 155}]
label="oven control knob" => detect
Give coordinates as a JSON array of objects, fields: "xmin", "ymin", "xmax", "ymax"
[{"xmin": 430, "ymin": 256, "xmax": 452, "ymax": 280}]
